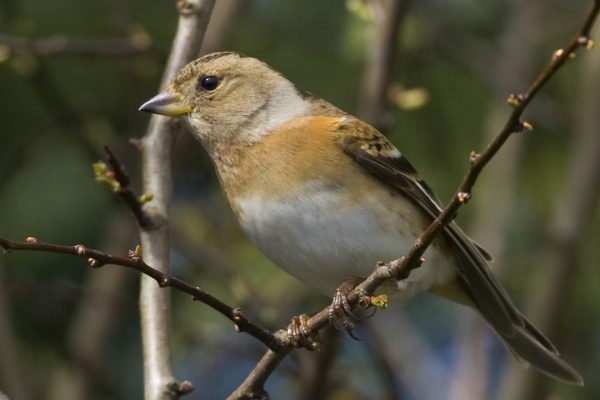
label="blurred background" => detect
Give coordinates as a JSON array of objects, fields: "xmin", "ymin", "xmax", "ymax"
[{"xmin": 1, "ymin": 0, "xmax": 599, "ymax": 399}]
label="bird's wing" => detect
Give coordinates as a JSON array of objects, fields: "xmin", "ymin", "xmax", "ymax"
[
  {"xmin": 334, "ymin": 116, "xmax": 526, "ymax": 338},
  {"xmin": 331, "ymin": 116, "xmax": 588, "ymax": 384}
]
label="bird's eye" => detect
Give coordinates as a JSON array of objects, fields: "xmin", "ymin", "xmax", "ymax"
[{"xmin": 199, "ymin": 75, "xmax": 220, "ymax": 91}]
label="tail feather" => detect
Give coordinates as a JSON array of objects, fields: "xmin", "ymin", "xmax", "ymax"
[
  {"xmin": 499, "ymin": 319, "xmax": 583, "ymax": 385},
  {"xmin": 520, "ymin": 314, "xmax": 559, "ymax": 355},
  {"xmin": 435, "ymin": 221, "xmax": 583, "ymax": 385},
  {"xmin": 454, "ymin": 277, "xmax": 583, "ymax": 385}
]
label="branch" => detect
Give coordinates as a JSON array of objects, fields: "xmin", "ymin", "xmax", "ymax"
[
  {"xmin": 364, "ymin": 322, "xmax": 403, "ymax": 400},
  {"xmin": 449, "ymin": 3, "xmax": 542, "ymax": 396},
  {"xmin": 357, "ymin": 0, "xmax": 409, "ymax": 131},
  {"xmin": 229, "ymin": 2, "xmax": 600, "ymax": 397},
  {"xmin": 227, "ymin": 346, "xmax": 293, "ymax": 400},
  {"xmin": 0, "ymin": 34, "xmax": 161, "ymax": 57},
  {"xmin": 94, "ymin": 146, "xmax": 154, "ymax": 228},
  {"xmin": 0, "ymin": 236, "xmax": 277, "ymax": 349},
  {"xmin": 199, "ymin": 0, "xmax": 251, "ymax": 56},
  {"xmin": 299, "ymin": 328, "xmax": 342, "ymax": 400},
  {"xmin": 0, "ymin": 261, "xmax": 31, "ymax": 400},
  {"xmin": 137, "ymin": 1, "xmax": 215, "ymax": 399}
]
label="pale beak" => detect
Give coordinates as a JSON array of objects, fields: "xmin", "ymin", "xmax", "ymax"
[{"xmin": 139, "ymin": 91, "xmax": 192, "ymax": 117}]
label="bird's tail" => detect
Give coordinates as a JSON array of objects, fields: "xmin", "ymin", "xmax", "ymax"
[
  {"xmin": 433, "ymin": 278, "xmax": 584, "ymax": 385},
  {"xmin": 492, "ymin": 311, "xmax": 583, "ymax": 385}
]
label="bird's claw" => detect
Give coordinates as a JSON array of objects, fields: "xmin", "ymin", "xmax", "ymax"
[
  {"xmin": 287, "ymin": 314, "xmax": 320, "ymax": 350},
  {"xmin": 327, "ymin": 277, "xmax": 373, "ymax": 340}
]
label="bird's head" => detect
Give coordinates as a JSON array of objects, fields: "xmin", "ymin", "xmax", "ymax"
[{"xmin": 140, "ymin": 52, "xmax": 311, "ymax": 148}]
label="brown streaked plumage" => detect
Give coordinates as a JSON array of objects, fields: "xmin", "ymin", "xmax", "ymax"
[{"xmin": 139, "ymin": 51, "xmax": 583, "ymax": 385}]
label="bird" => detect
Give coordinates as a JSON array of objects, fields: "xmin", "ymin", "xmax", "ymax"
[{"xmin": 139, "ymin": 51, "xmax": 583, "ymax": 385}]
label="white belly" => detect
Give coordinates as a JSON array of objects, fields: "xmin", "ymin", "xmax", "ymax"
[{"xmin": 234, "ymin": 182, "xmax": 457, "ymax": 301}]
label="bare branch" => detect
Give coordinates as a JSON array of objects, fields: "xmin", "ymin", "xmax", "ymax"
[
  {"xmin": 299, "ymin": 328, "xmax": 342, "ymax": 400},
  {"xmin": 499, "ymin": 20, "xmax": 600, "ymax": 400},
  {"xmin": 0, "ymin": 236, "xmax": 277, "ymax": 350},
  {"xmin": 358, "ymin": 0, "xmax": 410, "ymax": 131},
  {"xmin": 138, "ymin": 1, "xmax": 215, "ymax": 399},
  {"xmin": 227, "ymin": 345, "xmax": 293, "ymax": 400},
  {"xmin": 0, "ymin": 34, "xmax": 161, "ymax": 57},
  {"xmin": 364, "ymin": 322, "xmax": 403, "ymax": 400},
  {"xmin": 449, "ymin": 2, "xmax": 542, "ymax": 396},
  {"xmin": 199, "ymin": 0, "xmax": 251, "ymax": 56},
  {"xmin": 0, "ymin": 261, "xmax": 31, "ymax": 400},
  {"xmin": 100, "ymin": 146, "xmax": 154, "ymax": 228}
]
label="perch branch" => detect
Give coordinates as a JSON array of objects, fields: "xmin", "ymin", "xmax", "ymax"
[
  {"xmin": 0, "ymin": 34, "xmax": 161, "ymax": 57},
  {"xmin": 0, "ymin": 237, "xmax": 277, "ymax": 349}
]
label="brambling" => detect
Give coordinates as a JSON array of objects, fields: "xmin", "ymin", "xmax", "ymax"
[{"xmin": 140, "ymin": 52, "xmax": 582, "ymax": 385}]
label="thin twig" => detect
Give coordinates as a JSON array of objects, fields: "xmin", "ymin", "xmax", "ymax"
[
  {"xmin": 299, "ymin": 328, "xmax": 342, "ymax": 400},
  {"xmin": 449, "ymin": 3, "xmax": 542, "ymax": 396},
  {"xmin": 227, "ymin": 345, "xmax": 293, "ymax": 400},
  {"xmin": 499, "ymin": 20, "xmax": 600, "ymax": 400},
  {"xmin": 228, "ymin": 2, "xmax": 600, "ymax": 397},
  {"xmin": 0, "ymin": 262, "xmax": 31, "ymax": 400},
  {"xmin": 102, "ymin": 146, "xmax": 154, "ymax": 228},
  {"xmin": 0, "ymin": 34, "xmax": 162, "ymax": 57},
  {"xmin": 364, "ymin": 322, "xmax": 403, "ymax": 400},
  {"xmin": 0, "ymin": 237, "xmax": 277, "ymax": 349}
]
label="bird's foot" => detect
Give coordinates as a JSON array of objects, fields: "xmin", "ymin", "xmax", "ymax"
[
  {"xmin": 328, "ymin": 276, "xmax": 376, "ymax": 340},
  {"xmin": 287, "ymin": 314, "xmax": 321, "ymax": 350}
]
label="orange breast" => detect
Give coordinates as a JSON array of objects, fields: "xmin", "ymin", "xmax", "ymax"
[{"xmin": 217, "ymin": 116, "xmax": 357, "ymax": 203}]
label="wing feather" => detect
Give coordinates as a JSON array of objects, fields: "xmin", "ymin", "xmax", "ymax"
[{"xmin": 335, "ymin": 117, "xmax": 524, "ymax": 336}]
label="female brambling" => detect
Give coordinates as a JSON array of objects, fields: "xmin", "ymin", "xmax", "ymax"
[{"xmin": 140, "ymin": 52, "xmax": 582, "ymax": 385}]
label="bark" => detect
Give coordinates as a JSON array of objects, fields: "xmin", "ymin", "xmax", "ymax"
[{"xmin": 139, "ymin": 1, "xmax": 215, "ymax": 399}]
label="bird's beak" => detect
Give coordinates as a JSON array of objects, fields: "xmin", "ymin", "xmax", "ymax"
[{"xmin": 139, "ymin": 91, "xmax": 192, "ymax": 117}]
